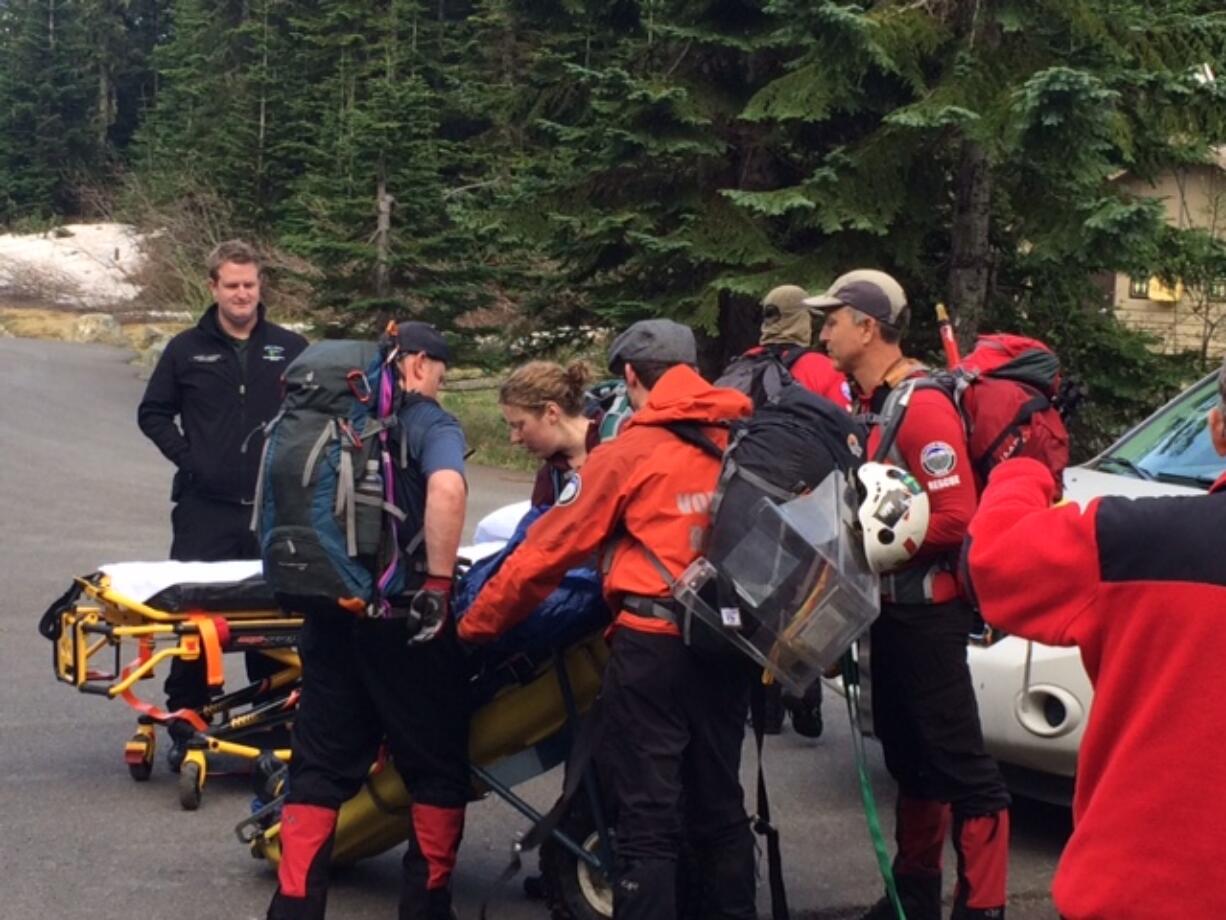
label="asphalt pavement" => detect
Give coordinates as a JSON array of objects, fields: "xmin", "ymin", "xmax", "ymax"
[{"xmin": 0, "ymin": 337, "xmax": 1068, "ymax": 919}]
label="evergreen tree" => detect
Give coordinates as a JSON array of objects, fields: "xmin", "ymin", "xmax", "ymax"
[
  {"xmin": 280, "ymin": 0, "xmax": 471, "ymax": 328},
  {"xmin": 0, "ymin": 0, "xmax": 103, "ymax": 219}
]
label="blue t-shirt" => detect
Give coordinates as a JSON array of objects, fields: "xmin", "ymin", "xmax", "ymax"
[
  {"xmin": 392, "ymin": 397, "xmax": 466, "ymax": 559},
  {"xmin": 399, "ymin": 397, "xmax": 467, "ymax": 479}
]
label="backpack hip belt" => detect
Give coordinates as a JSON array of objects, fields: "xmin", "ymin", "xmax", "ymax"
[{"xmin": 622, "ymin": 594, "xmax": 682, "ymax": 626}]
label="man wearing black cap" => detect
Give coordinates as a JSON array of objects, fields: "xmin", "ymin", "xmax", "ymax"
[
  {"xmin": 267, "ymin": 320, "xmax": 470, "ymax": 920},
  {"xmin": 809, "ymin": 272, "xmax": 1011, "ymax": 920},
  {"xmin": 460, "ymin": 319, "xmax": 757, "ymax": 920}
]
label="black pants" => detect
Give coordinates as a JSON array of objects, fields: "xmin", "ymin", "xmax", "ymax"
[
  {"xmin": 597, "ymin": 629, "xmax": 756, "ymax": 920},
  {"xmin": 268, "ymin": 609, "xmax": 470, "ymax": 920},
  {"xmin": 870, "ymin": 599, "xmax": 1011, "ymax": 917},
  {"xmin": 286, "ymin": 610, "xmax": 470, "ymax": 811},
  {"xmin": 870, "ymin": 599, "xmax": 1009, "ymax": 814},
  {"xmin": 164, "ymin": 492, "xmax": 282, "ymax": 711}
]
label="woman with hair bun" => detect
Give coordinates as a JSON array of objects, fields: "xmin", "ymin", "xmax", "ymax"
[{"xmin": 499, "ymin": 360, "xmax": 602, "ymax": 506}]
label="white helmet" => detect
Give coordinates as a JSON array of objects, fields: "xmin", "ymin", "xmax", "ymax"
[{"xmin": 854, "ymin": 462, "xmax": 930, "ymax": 574}]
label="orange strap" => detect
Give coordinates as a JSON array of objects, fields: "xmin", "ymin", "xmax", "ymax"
[{"xmin": 188, "ymin": 614, "xmax": 226, "ymax": 688}]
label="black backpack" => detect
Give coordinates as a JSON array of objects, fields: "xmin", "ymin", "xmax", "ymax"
[
  {"xmin": 254, "ymin": 340, "xmax": 423, "ymax": 616},
  {"xmin": 641, "ymin": 386, "xmax": 867, "ymax": 657},
  {"xmin": 714, "ymin": 344, "xmax": 813, "ymax": 407}
]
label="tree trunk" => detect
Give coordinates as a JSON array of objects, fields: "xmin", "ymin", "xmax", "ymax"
[
  {"xmin": 948, "ymin": 136, "xmax": 993, "ymax": 348},
  {"xmin": 703, "ymin": 290, "xmax": 760, "ymax": 380},
  {"xmin": 374, "ymin": 168, "xmax": 393, "ymax": 298},
  {"xmin": 947, "ymin": 0, "xmax": 1000, "ymax": 347}
]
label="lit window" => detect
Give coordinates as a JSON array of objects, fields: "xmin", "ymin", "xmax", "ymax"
[
  {"xmin": 1209, "ymin": 279, "xmax": 1226, "ymax": 302},
  {"xmin": 1129, "ymin": 277, "xmax": 1149, "ymax": 298}
]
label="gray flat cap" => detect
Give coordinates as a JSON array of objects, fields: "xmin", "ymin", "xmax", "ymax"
[{"xmin": 608, "ymin": 319, "xmax": 698, "ymax": 375}]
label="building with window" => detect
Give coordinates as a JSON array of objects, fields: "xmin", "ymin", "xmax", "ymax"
[{"xmin": 1111, "ymin": 147, "xmax": 1226, "ymax": 358}]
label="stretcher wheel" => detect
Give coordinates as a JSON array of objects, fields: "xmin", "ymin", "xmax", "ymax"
[
  {"xmin": 540, "ymin": 799, "xmax": 701, "ymax": 920},
  {"xmin": 124, "ymin": 732, "xmax": 155, "ymax": 782},
  {"xmin": 179, "ymin": 760, "xmax": 204, "ymax": 811},
  {"xmin": 540, "ymin": 802, "xmax": 614, "ymax": 920}
]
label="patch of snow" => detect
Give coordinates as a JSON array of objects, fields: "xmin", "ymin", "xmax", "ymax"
[{"xmin": 0, "ymin": 222, "xmax": 145, "ymax": 309}]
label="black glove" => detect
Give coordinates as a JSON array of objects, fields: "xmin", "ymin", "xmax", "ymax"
[{"xmin": 406, "ymin": 575, "xmax": 452, "ymax": 646}]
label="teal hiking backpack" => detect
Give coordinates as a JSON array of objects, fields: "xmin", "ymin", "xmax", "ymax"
[{"xmin": 253, "ymin": 340, "xmax": 423, "ymax": 617}]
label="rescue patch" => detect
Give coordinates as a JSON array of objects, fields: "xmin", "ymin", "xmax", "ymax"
[
  {"xmin": 928, "ymin": 474, "xmax": 962, "ymax": 492},
  {"xmin": 262, "ymin": 344, "xmax": 288, "ymax": 362},
  {"xmin": 556, "ymin": 474, "xmax": 582, "ymax": 506},
  {"xmin": 847, "ymin": 432, "xmax": 863, "ymax": 458},
  {"xmin": 920, "ymin": 441, "xmax": 958, "ymax": 477}
]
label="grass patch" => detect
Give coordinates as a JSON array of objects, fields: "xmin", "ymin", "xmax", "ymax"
[{"xmin": 441, "ymin": 386, "xmax": 537, "ymax": 472}]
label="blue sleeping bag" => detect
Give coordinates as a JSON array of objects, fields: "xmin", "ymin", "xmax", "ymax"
[{"xmin": 455, "ymin": 506, "xmax": 610, "ymax": 700}]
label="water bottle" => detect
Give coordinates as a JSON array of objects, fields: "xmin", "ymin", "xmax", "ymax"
[{"xmin": 354, "ymin": 458, "xmax": 384, "ymax": 557}]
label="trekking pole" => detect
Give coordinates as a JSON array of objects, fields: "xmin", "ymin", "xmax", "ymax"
[{"xmin": 935, "ymin": 303, "xmax": 960, "ymax": 370}]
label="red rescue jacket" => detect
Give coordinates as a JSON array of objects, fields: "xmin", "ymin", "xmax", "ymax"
[
  {"xmin": 859, "ymin": 362, "xmax": 977, "ymax": 604},
  {"xmin": 968, "ymin": 458, "xmax": 1226, "ymax": 920},
  {"xmin": 458, "ymin": 366, "xmax": 752, "ymax": 643}
]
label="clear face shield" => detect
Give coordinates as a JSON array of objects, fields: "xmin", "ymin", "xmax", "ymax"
[{"xmin": 672, "ymin": 471, "xmax": 880, "ymax": 693}]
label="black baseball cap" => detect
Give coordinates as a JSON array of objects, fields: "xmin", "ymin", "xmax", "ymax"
[{"xmin": 395, "ymin": 321, "xmax": 451, "ymax": 365}]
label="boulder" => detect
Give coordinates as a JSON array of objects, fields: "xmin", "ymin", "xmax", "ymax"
[{"xmin": 70, "ymin": 313, "xmax": 127, "ymax": 346}]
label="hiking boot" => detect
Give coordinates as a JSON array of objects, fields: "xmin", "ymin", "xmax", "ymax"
[
  {"xmin": 782, "ymin": 679, "xmax": 823, "ymax": 738},
  {"xmin": 788, "ymin": 703, "xmax": 823, "ymax": 738},
  {"xmin": 165, "ymin": 718, "xmax": 197, "ymax": 774},
  {"xmin": 857, "ymin": 874, "xmax": 942, "ymax": 920}
]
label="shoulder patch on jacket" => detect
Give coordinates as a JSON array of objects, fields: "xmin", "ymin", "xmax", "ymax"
[
  {"xmin": 556, "ymin": 474, "xmax": 581, "ymax": 507},
  {"xmin": 920, "ymin": 441, "xmax": 957, "ymax": 477}
]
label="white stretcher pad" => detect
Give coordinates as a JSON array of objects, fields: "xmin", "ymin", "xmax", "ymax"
[{"xmin": 99, "ymin": 560, "xmax": 264, "ymax": 605}]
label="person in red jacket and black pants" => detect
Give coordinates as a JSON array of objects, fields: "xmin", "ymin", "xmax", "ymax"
[
  {"xmin": 810, "ymin": 270, "xmax": 1010, "ymax": 920},
  {"xmin": 965, "ymin": 359, "xmax": 1226, "ymax": 920}
]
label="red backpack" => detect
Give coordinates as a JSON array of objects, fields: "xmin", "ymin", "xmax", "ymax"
[{"xmin": 935, "ymin": 334, "xmax": 1071, "ymax": 490}]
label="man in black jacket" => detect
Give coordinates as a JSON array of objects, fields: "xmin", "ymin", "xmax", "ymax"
[{"xmin": 138, "ymin": 240, "xmax": 306, "ymax": 755}]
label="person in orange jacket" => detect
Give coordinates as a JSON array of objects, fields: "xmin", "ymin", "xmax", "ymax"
[
  {"xmin": 459, "ymin": 319, "xmax": 757, "ymax": 920},
  {"xmin": 964, "ymin": 359, "xmax": 1226, "ymax": 920}
]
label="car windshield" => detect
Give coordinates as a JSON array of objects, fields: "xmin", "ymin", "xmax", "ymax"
[{"xmin": 1097, "ymin": 374, "xmax": 1225, "ymax": 489}]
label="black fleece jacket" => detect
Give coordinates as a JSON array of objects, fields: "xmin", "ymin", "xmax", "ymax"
[{"xmin": 138, "ymin": 304, "xmax": 307, "ymax": 503}]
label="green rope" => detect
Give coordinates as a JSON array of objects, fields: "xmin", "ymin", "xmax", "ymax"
[{"xmin": 841, "ymin": 649, "xmax": 907, "ymax": 920}]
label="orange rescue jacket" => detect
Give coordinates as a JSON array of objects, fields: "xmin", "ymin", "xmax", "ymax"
[{"xmin": 457, "ymin": 365, "xmax": 752, "ymax": 642}]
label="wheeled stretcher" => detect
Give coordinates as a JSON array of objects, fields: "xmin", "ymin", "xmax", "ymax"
[{"xmin": 39, "ymin": 561, "xmax": 303, "ymax": 809}]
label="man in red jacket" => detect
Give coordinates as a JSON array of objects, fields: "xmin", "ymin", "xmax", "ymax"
[
  {"xmin": 459, "ymin": 319, "xmax": 756, "ymax": 920},
  {"xmin": 745, "ymin": 284, "xmax": 851, "ymax": 408},
  {"xmin": 965, "ymin": 360, "xmax": 1226, "ymax": 920},
  {"xmin": 809, "ymin": 269, "xmax": 1011, "ymax": 920}
]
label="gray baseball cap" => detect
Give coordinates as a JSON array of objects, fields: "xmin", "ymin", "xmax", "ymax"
[
  {"xmin": 608, "ymin": 319, "xmax": 698, "ymax": 375},
  {"xmin": 804, "ymin": 269, "xmax": 908, "ymax": 326}
]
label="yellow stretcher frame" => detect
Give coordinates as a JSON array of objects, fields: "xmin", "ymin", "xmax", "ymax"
[{"xmin": 48, "ymin": 573, "xmax": 304, "ymax": 809}]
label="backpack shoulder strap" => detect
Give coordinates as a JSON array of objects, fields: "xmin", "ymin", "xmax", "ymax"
[
  {"xmin": 773, "ymin": 343, "xmax": 812, "ymax": 371},
  {"xmin": 658, "ymin": 420, "xmax": 725, "ymax": 460}
]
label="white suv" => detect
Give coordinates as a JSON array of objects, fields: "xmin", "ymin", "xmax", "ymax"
[{"xmin": 968, "ymin": 370, "xmax": 1225, "ymax": 803}]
